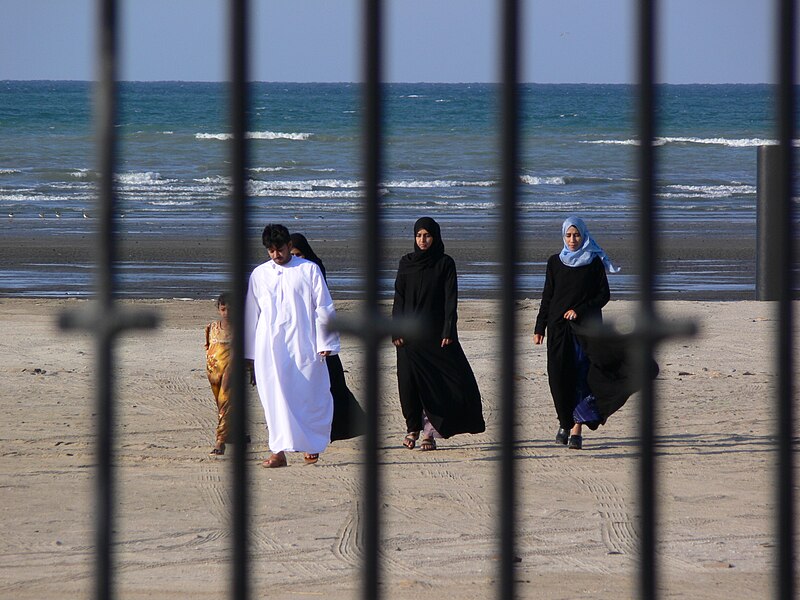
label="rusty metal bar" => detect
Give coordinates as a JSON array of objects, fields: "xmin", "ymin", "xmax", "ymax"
[
  {"xmin": 228, "ymin": 1, "xmax": 251, "ymax": 599},
  {"xmin": 775, "ymin": 0, "xmax": 796, "ymax": 597},
  {"xmin": 498, "ymin": 0, "xmax": 520, "ymax": 599}
]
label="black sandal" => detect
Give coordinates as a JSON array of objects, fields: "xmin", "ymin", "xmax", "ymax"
[
  {"xmin": 420, "ymin": 437, "xmax": 437, "ymax": 451},
  {"xmin": 403, "ymin": 432, "xmax": 419, "ymax": 449},
  {"xmin": 209, "ymin": 443, "xmax": 225, "ymax": 456},
  {"xmin": 567, "ymin": 435, "xmax": 583, "ymax": 450}
]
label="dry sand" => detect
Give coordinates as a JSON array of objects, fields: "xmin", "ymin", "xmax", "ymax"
[{"xmin": 0, "ymin": 297, "xmax": 794, "ymax": 599}]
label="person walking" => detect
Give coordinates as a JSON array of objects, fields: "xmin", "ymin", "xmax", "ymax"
[
  {"xmin": 245, "ymin": 224, "xmax": 340, "ymax": 467},
  {"xmin": 391, "ymin": 216, "xmax": 485, "ymax": 451},
  {"xmin": 533, "ymin": 216, "xmax": 618, "ymax": 450}
]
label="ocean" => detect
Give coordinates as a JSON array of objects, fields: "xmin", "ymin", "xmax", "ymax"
[{"xmin": 0, "ymin": 81, "xmax": 792, "ymax": 299}]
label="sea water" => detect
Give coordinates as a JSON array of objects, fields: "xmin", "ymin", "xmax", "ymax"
[{"xmin": 0, "ymin": 81, "xmax": 791, "ymax": 298}]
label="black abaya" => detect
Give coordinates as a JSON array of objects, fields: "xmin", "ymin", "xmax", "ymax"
[
  {"xmin": 327, "ymin": 354, "xmax": 367, "ymax": 441},
  {"xmin": 534, "ymin": 254, "xmax": 610, "ymax": 430},
  {"xmin": 392, "ymin": 253, "xmax": 485, "ymax": 439},
  {"xmin": 570, "ymin": 323, "xmax": 660, "ymax": 429},
  {"xmin": 289, "ymin": 232, "xmax": 365, "ymax": 441}
]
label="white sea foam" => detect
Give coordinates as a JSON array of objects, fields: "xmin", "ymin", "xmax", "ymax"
[
  {"xmin": 659, "ymin": 136, "xmax": 775, "ymax": 148},
  {"xmin": 195, "ymin": 131, "xmax": 312, "ymax": 141},
  {"xmin": 584, "ymin": 136, "xmax": 785, "ymax": 148},
  {"xmin": 661, "ymin": 183, "xmax": 756, "ymax": 198},
  {"xmin": 247, "ymin": 179, "xmax": 363, "ymax": 193},
  {"xmin": 384, "ymin": 179, "xmax": 495, "ymax": 188},
  {"xmin": 250, "ymin": 166, "xmax": 290, "ymax": 173},
  {"xmin": 195, "ymin": 176, "xmax": 231, "ymax": 184},
  {"xmin": 116, "ymin": 172, "xmax": 174, "ymax": 186},
  {"xmin": 0, "ymin": 168, "xmax": 21, "ymax": 175},
  {"xmin": 249, "ymin": 187, "xmax": 365, "ymax": 200},
  {"xmin": 70, "ymin": 169, "xmax": 91, "ymax": 178},
  {"xmin": 583, "ymin": 139, "xmax": 640, "ymax": 146},
  {"xmin": 520, "ymin": 175, "xmax": 567, "ymax": 186},
  {"xmin": 147, "ymin": 200, "xmax": 197, "ymax": 207}
]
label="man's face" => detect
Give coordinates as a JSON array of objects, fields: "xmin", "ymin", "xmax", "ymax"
[{"xmin": 268, "ymin": 243, "xmax": 293, "ymax": 266}]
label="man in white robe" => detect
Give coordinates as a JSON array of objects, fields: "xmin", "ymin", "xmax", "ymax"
[{"xmin": 245, "ymin": 224, "xmax": 340, "ymax": 468}]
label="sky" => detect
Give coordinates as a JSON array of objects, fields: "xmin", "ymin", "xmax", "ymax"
[{"xmin": 0, "ymin": 0, "xmax": 784, "ymax": 84}]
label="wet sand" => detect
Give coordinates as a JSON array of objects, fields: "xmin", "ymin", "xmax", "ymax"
[
  {"xmin": 0, "ymin": 296, "xmax": 793, "ymax": 599},
  {"xmin": 0, "ymin": 227, "xmax": 761, "ymax": 300}
]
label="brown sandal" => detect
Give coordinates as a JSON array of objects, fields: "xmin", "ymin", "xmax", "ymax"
[
  {"xmin": 303, "ymin": 453, "xmax": 319, "ymax": 464},
  {"xmin": 420, "ymin": 437, "xmax": 436, "ymax": 451},
  {"xmin": 262, "ymin": 452, "xmax": 287, "ymax": 468}
]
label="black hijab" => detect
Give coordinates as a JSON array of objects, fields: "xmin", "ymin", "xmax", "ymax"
[
  {"xmin": 290, "ymin": 233, "xmax": 327, "ymax": 280},
  {"xmin": 397, "ymin": 217, "xmax": 446, "ymax": 275}
]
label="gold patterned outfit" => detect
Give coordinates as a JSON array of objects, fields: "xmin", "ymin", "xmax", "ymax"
[{"xmin": 204, "ymin": 320, "xmax": 232, "ymax": 445}]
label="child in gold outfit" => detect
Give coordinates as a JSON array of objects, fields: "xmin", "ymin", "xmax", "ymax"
[{"xmin": 205, "ymin": 293, "xmax": 231, "ymax": 455}]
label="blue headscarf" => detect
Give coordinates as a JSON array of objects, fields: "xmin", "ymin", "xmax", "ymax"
[{"xmin": 559, "ymin": 216, "xmax": 620, "ymax": 274}]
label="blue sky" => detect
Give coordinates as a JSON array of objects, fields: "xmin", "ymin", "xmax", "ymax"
[{"xmin": 0, "ymin": 0, "xmax": 781, "ymax": 83}]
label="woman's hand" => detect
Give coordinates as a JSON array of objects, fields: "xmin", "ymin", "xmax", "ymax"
[
  {"xmin": 319, "ymin": 351, "xmax": 331, "ymax": 357},
  {"xmin": 563, "ymin": 309, "xmax": 578, "ymax": 322},
  {"xmin": 393, "ymin": 338, "xmax": 404, "ymax": 347},
  {"xmin": 533, "ymin": 333, "xmax": 544, "ymax": 345},
  {"xmin": 441, "ymin": 338, "xmax": 453, "ymax": 348}
]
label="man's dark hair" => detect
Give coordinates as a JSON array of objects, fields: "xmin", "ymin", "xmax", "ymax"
[{"xmin": 262, "ymin": 223, "xmax": 291, "ymax": 249}]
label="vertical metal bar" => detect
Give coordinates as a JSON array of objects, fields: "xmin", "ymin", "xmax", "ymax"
[
  {"xmin": 229, "ymin": 1, "xmax": 250, "ymax": 599},
  {"xmin": 498, "ymin": 0, "xmax": 520, "ymax": 599},
  {"xmin": 636, "ymin": 0, "xmax": 658, "ymax": 598},
  {"xmin": 756, "ymin": 145, "xmax": 783, "ymax": 300},
  {"xmin": 775, "ymin": 0, "xmax": 796, "ymax": 597},
  {"xmin": 94, "ymin": 0, "xmax": 118, "ymax": 598},
  {"xmin": 361, "ymin": 1, "xmax": 383, "ymax": 600}
]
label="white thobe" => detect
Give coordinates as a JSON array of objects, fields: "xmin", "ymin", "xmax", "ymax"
[{"xmin": 244, "ymin": 256, "xmax": 340, "ymax": 454}]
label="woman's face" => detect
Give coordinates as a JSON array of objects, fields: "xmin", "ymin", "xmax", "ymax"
[
  {"xmin": 415, "ymin": 228, "xmax": 433, "ymax": 251},
  {"xmin": 564, "ymin": 225, "xmax": 582, "ymax": 251},
  {"xmin": 290, "ymin": 247, "xmax": 304, "ymax": 259}
]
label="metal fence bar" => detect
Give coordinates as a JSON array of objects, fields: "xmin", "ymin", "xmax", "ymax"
[
  {"xmin": 636, "ymin": 1, "xmax": 658, "ymax": 598},
  {"xmin": 92, "ymin": 3, "xmax": 119, "ymax": 596},
  {"xmin": 58, "ymin": 2, "xmax": 159, "ymax": 599},
  {"xmin": 228, "ymin": 1, "xmax": 251, "ymax": 599},
  {"xmin": 498, "ymin": 0, "xmax": 520, "ymax": 599},
  {"xmin": 775, "ymin": 0, "xmax": 796, "ymax": 597},
  {"xmin": 361, "ymin": 1, "xmax": 384, "ymax": 599}
]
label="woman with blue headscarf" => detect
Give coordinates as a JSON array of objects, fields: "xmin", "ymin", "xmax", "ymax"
[{"xmin": 533, "ymin": 216, "xmax": 618, "ymax": 450}]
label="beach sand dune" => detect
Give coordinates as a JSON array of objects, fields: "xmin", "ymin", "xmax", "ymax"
[{"xmin": 0, "ymin": 298, "xmax": 791, "ymax": 599}]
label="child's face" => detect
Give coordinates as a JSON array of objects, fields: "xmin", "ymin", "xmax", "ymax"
[{"xmin": 217, "ymin": 303, "xmax": 229, "ymax": 319}]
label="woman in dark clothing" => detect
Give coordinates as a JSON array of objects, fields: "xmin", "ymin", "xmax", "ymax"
[
  {"xmin": 391, "ymin": 217, "xmax": 485, "ymax": 451},
  {"xmin": 533, "ymin": 216, "xmax": 618, "ymax": 450},
  {"xmin": 289, "ymin": 233, "xmax": 366, "ymax": 442}
]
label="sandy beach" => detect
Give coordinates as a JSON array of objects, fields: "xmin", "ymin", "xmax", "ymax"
[{"xmin": 0, "ymin": 295, "xmax": 793, "ymax": 599}]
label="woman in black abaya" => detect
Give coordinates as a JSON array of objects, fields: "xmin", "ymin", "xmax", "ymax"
[
  {"xmin": 533, "ymin": 216, "xmax": 618, "ymax": 450},
  {"xmin": 289, "ymin": 233, "xmax": 366, "ymax": 442},
  {"xmin": 391, "ymin": 217, "xmax": 485, "ymax": 451}
]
